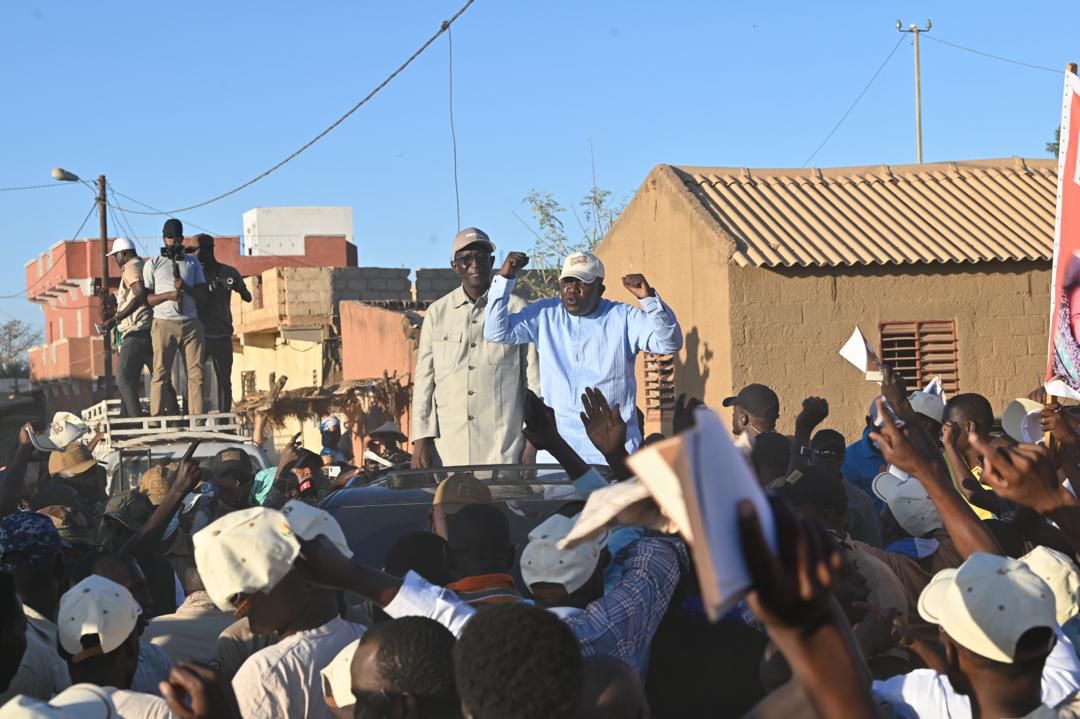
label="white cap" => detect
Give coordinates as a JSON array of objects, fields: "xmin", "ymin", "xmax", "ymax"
[
  {"xmin": 193, "ymin": 506, "xmax": 301, "ymax": 611},
  {"xmin": 107, "ymin": 237, "xmax": 136, "ymax": 256},
  {"xmin": 872, "ymin": 471, "xmax": 944, "ymax": 537},
  {"xmin": 0, "ymin": 684, "xmax": 116, "ymax": 719},
  {"xmin": 559, "ymin": 252, "xmax": 605, "ymax": 284},
  {"xmin": 1021, "ymin": 546, "xmax": 1080, "ymax": 625},
  {"xmin": 908, "ymin": 391, "xmax": 945, "ymax": 424},
  {"xmin": 280, "ymin": 500, "xmax": 353, "ymax": 559},
  {"xmin": 520, "ymin": 513, "xmax": 607, "ymax": 594},
  {"xmin": 918, "ymin": 553, "xmax": 1057, "ymax": 664},
  {"xmin": 28, "ymin": 412, "xmax": 89, "ymax": 453},
  {"xmin": 57, "ymin": 576, "xmax": 141, "ymax": 660},
  {"xmin": 320, "ymin": 638, "xmax": 361, "ymax": 710},
  {"xmin": 1002, "ymin": 398, "xmax": 1044, "ymax": 444}
]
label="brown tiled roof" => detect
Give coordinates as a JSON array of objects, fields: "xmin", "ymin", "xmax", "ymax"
[{"xmin": 669, "ymin": 157, "xmax": 1057, "ymax": 268}]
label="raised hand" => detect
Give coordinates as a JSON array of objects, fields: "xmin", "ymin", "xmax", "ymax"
[
  {"xmin": 880, "ymin": 365, "xmax": 913, "ymax": 419},
  {"xmin": 522, "ymin": 390, "xmax": 561, "ymax": 452},
  {"xmin": 795, "ymin": 397, "xmax": 829, "ymax": 435},
  {"xmin": 1042, "ymin": 404, "xmax": 1080, "ymax": 447},
  {"xmin": 580, "ymin": 386, "xmax": 626, "ymax": 457},
  {"xmin": 621, "ymin": 274, "xmax": 654, "ymax": 300},
  {"xmin": 411, "ymin": 437, "xmax": 437, "ymax": 469},
  {"xmin": 279, "ymin": 432, "xmax": 303, "ymax": 467},
  {"xmin": 869, "ymin": 398, "xmax": 940, "ymax": 479},
  {"xmin": 159, "ymin": 662, "xmax": 242, "ymax": 719},
  {"xmin": 969, "ymin": 435, "xmax": 1066, "ymax": 514},
  {"xmin": 499, "ymin": 251, "xmax": 529, "ymax": 279}
]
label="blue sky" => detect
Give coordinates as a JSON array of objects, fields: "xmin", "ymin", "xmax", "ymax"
[{"xmin": 0, "ymin": 1, "xmax": 1072, "ymax": 328}]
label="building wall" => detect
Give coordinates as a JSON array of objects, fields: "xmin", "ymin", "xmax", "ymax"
[
  {"xmin": 242, "ymin": 207, "xmax": 353, "ymax": 256},
  {"xmin": 729, "ymin": 261, "xmax": 1051, "ymax": 439},
  {"xmin": 595, "ymin": 167, "xmax": 735, "ymax": 434}
]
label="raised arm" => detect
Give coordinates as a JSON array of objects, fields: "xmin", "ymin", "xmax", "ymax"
[
  {"xmin": 623, "ymin": 274, "xmax": 682, "ymax": 355},
  {"xmin": 787, "ymin": 397, "xmax": 829, "ymax": 475},
  {"xmin": 0, "ymin": 424, "xmax": 39, "ymax": 517},
  {"xmin": 120, "ymin": 442, "xmax": 201, "ymax": 560},
  {"xmin": 410, "ymin": 317, "xmax": 439, "ymax": 469},
  {"xmin": 869, "ymin": 398, "xmax": 1001, "ymax": 559},
  {"xmin": 580, "ymin": 386, "xmax": 632, "ymax": 480},
  {"xmin": 483, "ymin": 252, "xmax": 537, "ymax": 345}
]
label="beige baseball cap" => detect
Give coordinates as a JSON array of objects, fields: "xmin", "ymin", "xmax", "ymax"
[
  {"xmin": 138, "ymin": 463, "xmax": 176, "ymax": 506},
  {"xmin": 908, "ymin": 391, "xmax": 945, "ymax": 424},
  {"xmin": 872, "ymin": 470, "xmax": 944, "ymax": 537},
  {"xmin": 451, "ymin": 227, "xmax": 495, "ymax": 257},
  {"xmin": 193, "ymin": 506, "xmax": 301, "ymax": 611},
  {"xmin": 320, "ymin": 638, "xmax": 361, "ymax": 710},
  {"xmin": 1021, "ymin": 546, "xmax": 1080, "ymax": 625},
  {"xmin": 559, "ymin": 252, "xmax": 605, "ymax": 284},
  {"xmin": 1002, "ymin": 398, "xmax": 1044, "ymax": 444},
  {"xmin": 280, "ymin": 500, "xmax": 353, "ymax": 558},
  {"xmin": 918, "ymin": 553, "xmax": 1057, "ymax": 664},
  {"xmin": 0, "ymin": 684, "xmax": 116, "ymax": 718},
  {"xmin": 433, "ymin": 474, "xmax": 492, "ymax": 514},
  {"xmin": 57, "ymin": 575, "xmax": 142, "ymax": 661},
  {"xmin": 29, "ymin": 412, "xmax": 90, "ymax": 453},
  {"xmin": 520, "ymin": 513, "xmax": 608, "ymax": 594}
]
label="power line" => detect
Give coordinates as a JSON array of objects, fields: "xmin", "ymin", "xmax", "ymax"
[
  {"xmin": 0, "ymin": 200, "xmax": 97, "ymax": 300},
  {"xmin": 107, "ymin": 186, "xmax": 222, "ymax": 236},
  {"xmin": 447, "ymin": 23, "xmax": 461, "ymax": 231},
  {"xmin": 801, "ymin": 35, "xmax": 906, "ymax": 168},
  {"xmin": 923, "ymin": 35, "xmax": 1059, "ymax": 74},
  {"xmin": 0, "ymin": 182, "xmax": 70, "ymax": 193},
  {"xmin": 110, "ymin": 0, "xmax": 476, "ymax": 217}
]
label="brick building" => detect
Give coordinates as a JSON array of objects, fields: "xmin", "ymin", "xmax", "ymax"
[{"xmin": 595, "ymin": 158, "xmax": 1056, "ymax": 439}]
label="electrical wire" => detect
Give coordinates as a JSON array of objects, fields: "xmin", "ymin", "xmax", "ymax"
[
  {"xmin": 106, "ymin": 186, "xmax": 221, "ymax": 236},
  {"xmin": 923, "ymin": 35, "xmax": 1059, "ymax": 74},
  {"xmin": 0, "ymin": 182, "xmax": 71, "ymax": 193},
  {"xmin": 447, "ymin": 23, "xmax": 461, "ymax": 231},
  {"xmin": 802, "ymin": 35, "xmax": 906, "ymax": 168},
  {"xmin": 109, "ymin": 0, "xmax": 476, "ymax": 217}
]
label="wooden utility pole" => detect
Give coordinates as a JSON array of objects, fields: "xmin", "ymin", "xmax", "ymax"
[{"xmin": 98, "ymin": 175, "xmax": 113, "ymax": 399}]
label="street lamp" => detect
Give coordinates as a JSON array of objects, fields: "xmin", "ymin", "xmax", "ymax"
[{"xmin": 52, "ymin": 167, "xmax": 113, "ymax": 401}]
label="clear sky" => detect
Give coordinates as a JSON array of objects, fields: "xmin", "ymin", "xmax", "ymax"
[{"xmin": 0, "ymin": 1, "xmax": 1073, "ymax": 329}]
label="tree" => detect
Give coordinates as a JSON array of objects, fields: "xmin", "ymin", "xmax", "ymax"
[
  {"xmin": 516, "ymin": 183, "xmax": 624, "ymax": 297},
  {"xmin": 1047, "ymin": 127, "xmax": 1061, "ymax": 158},
  {"xmin": 0, "ymin": 319, "xmax": 41, "ymax": 389}
]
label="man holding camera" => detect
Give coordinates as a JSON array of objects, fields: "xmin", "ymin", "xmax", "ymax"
[
  {"xmin": 143, "ymin": 218, "xmax": 209, "ymax": 416},
  {"xmin": 184, "ymin": 233, "xmax": 251, "ymax": 410}
]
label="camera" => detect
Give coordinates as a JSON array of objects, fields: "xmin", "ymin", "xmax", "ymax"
[{"xmin": 160, "ymin": 244, "xmax": 185, "ymax": 261}]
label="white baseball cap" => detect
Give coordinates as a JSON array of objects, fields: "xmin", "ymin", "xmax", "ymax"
[
  {"xmin": 520, "ymin": 513, "xmax": 608, "ymax": 594},
  {"xmin": 918, "ymin": 553, "xmax": 1057, "ymax": 664},
  {"xmin": 57, "ymin": 576, "xmax": 141, "ymax": 661},
  {"xmin": 280, "ymin": 500, "xmax": 353, "ymax": 559},
  {"xmin": 28, "ymin": 412, "xmax": 90, "ymax": 453},
  {"xmin": 559, "ymin": 252, "xmax": 605, "ymax": 284},
  {"xmin": 1021, "ymin": 546, "xmax": 1080, "ymax": 625},
  {"xmin": 193, "ymin": 506, "xmax": 301, "ymax": 611},
  {"xmin": 107, "ymin": 237, "xmax": 136, "ymax": 256},
  {"xmin": 1002, "ymin": 398, "xmax": 1044, "ymax": 444},
  {"xmin": 908, "ymin": 391, "xmax": 945, "ymax": 424},
  {"xmin": 872, "ymin": 471, "xmax": 944, "ymax": 537},
  {"xmin": 0, "ymin": 684, "xmax": 116, "ymax": 719},
  {"xmin": 320, "ymin": 638, "xmax": 361, "ymax": 710}
]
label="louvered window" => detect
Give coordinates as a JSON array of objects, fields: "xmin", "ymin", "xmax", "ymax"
[
  {"xmin": 879, "ymin": 321, "xmax": 959, "ymax": 395},
  {"xmin": 643, "ymin": 353, "xmax": 676, "ymax": 432}
]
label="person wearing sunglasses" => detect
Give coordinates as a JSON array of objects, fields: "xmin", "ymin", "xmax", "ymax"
[{"xmin": 410, "ymin": 227, "xmax": 540, "ymax": 469}]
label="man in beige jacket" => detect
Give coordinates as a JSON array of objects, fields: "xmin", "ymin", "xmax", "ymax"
[{"xmin": 411, "ymin": 227, "xmax": 540, "ymax": 467}]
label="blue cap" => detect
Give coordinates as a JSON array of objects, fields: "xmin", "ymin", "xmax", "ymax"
[{"xmin": 0, "ymin": 511, "xmax": 68, "ymax": 571}]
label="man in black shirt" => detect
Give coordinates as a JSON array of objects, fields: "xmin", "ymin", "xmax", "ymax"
[{"xmin": 184, "ymin": 234, "xmax": 251, "ymax": 411}]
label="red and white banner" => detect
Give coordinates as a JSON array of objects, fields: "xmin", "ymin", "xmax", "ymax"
[{"xmin": 1045, "ymin": 67, "xmax": 1080, "ymax": 399}]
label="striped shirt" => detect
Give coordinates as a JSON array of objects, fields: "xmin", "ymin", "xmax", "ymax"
[
  {"xmin": 447, "ymin": 573, "xmax": 528, "ymax": 605},
  {"xmin": 483, "ymin": 274, "xmax": 683, "ymax": 464}
]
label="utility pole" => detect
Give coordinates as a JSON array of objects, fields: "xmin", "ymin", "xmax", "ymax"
[
  {"xmin": 97, "ymin": 174, "xmax": 113, "ymax": 400},
  {"xmin": 897, "ymin": 20, "xmax": 932, "ymax": 163}
]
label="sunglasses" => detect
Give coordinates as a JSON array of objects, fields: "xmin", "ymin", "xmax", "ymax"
[{"xmin": 452, "ymin": 252, "xmax": 491, "ymax": 267}]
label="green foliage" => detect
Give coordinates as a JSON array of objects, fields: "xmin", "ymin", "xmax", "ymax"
[{"xmin": 1047, "ymin": 127, "xmax": 1061, "ymax": 158}]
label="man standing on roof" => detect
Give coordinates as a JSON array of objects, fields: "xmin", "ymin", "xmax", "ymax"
[
  {"xmin": 411, "ymin": 228, "xmax": 540, "ymax": 467},
  {"xmin": 483, "ymin": 250, "xmax": 683, "ymax": 464}
]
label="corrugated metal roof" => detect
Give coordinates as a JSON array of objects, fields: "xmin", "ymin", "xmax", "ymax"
[{"xmin": 670, "ymin": 158, "xmax": 1057, "ymax": 267}]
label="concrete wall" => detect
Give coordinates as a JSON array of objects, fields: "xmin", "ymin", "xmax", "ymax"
[
  {"xmin": 415, "ymin": 269, "xmax": 460, "ymax": 302},
  {"xmin": 730, "ymin": 261, "xmax": 1051, "ymax": 439},
  {"xmin": 242, "ymin": 207, "xmax": 353, "ymax": 256},
  {"xmin": 330, "ymin": 268, "xmax": 411, "ymax": 303}
]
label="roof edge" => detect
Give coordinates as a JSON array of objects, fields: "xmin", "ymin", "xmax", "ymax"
[{"xmin": 672, "ymin": 156, "xmax": 1055, "ymax": 179}]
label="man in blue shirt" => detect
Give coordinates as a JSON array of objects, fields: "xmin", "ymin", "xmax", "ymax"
[
  {"xmin": 842, "ymin": 400, "xmax": 888, "ymax": 511},
  {"xmin": 483, "ymin": 250, "xmax": 682, "ymax": 464}
]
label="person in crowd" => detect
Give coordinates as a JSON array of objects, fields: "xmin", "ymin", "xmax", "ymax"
[
  {"xmin": 184, "ymin": 233, "xmax": 250, "ymax": 411},
  {"xmin": 208, "ymin": 447, "xmax": 255, "ymax": 512},
  {"xmin": 367, "ymin": 421, "xmax": 409, "ymax": 466},
  {"xmin": 55, "ymin": 574, "xmax": 173, "ymax": 717},
  {"xmin": 429, "ymin": 473, "xmax": 491, "ymax": 540},
  {"xmin": 319, "ymin": 417, "xmax": 349, "ymax": 464},
  {"xmin": 141, "ymin": 567, "xmax": 237, "ymax": 666},
  {"xmin": 193, "ymin": 504, "xmax": 364, "ymax": 719},
  {"xmin": 0, "ymin": 512, "xmax": 68, "ymax": 653},
  {"xmin": 48, "ymin": 443, "xmax": 107, "ymax": 509},
  {"xmin": 0, "ymin": 571, "xmax": 70, "ymax": 704},
  {"xmin": 95, "ymin": 491, "xmax": 177, "ymax": 618},
  {"xmin": 383, "ymin": 531, "xmax": 452, "ymax": 588},
  {"xmin": 579, "ymin": 655, "xmax": 651, "ymax": 719},
  {"xmin": 444, "ymin": 503, "xmax": 524, "ymax": 605},
  {"xmin": 811, "ymin": 428, "xmax": 883, "ymax": 547},
  {"xmin": 143, "ymin": 218, "xmax": 208, "ymax": 417},
  {"xmin": 342, "ymin": 616, "xmax": 458, "ymax": 719},
  {"xmin": 412, "ymin": 227, "xmax": 540, "ymax": 468},
  {"xmin": 100, "ymin": 237, "xmax": 157, "ymax": 417},
  {"xmin": 843, "ymin": 399, "xmax": 889, "ymax": 511},
  {"xmin": 750, "ymin": 432, "xmax": 793, "ymax": 485},
  {"xmin": 483, "ymin": 250, "xmax": 682, "ymax": 464},
  {"xmin": 723, "ymin": 383, "xmax": 781, "ymax": 458},
  {"xmin": 942, "ymin": 392, "xmax": 1000, "ymax": 519},
  {"xmin": 36, "ymin": 503, "xmax": 98, "ymax": 584},
  {"xmin": 908, "ymin": 388, "xmax": 946, "ymax": 440}
]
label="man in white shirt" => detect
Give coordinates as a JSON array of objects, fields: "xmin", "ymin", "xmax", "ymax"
[
  {"xmin": 874, "ymin": 553, "xmax": 1080, "ymax": 718},
  {"xmin": 193, "ymin": 502, "xmax": 365, "ymax": 719}
]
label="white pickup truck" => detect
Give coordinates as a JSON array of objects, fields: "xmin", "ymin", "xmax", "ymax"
[{"xmin": 81, "ymin": 400, "xmax": 271, "ymax": 495}]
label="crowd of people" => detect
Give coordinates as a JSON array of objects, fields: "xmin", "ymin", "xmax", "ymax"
[
  {"xmin": 4, "ymin": 226, "xmax": 1080, "ymax": 718},
  {"xmin": 100, "ymin": 218, "xmax": 251, "ymax": 418}
]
